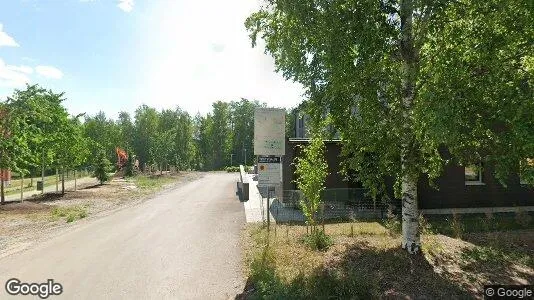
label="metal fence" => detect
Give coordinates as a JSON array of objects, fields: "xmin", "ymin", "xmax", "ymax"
[{"xmin": 263, "ymin": 188, "xmax": 387, "ymax": 223}]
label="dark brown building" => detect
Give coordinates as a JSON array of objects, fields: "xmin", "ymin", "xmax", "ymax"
[{"xmin": 283, "ymin": 138, "xmax": 534, "ymax": 209}]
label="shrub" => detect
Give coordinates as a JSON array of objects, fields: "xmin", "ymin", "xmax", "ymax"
[
  {"xmin": 383, "ymin": 207, "xmax": 402, "ymax": 236},
  {"xmin": 419, "ymin": 214, "xmax": 434, "ymax": 235},
  {"xmin": 302, "ymin": 229, "xmax": 333, "ymax": 251},
  {"xmin": 66, "ymin": 214, "xmax": 76, "ymax": 223},
  {"xmin": 93, "ymin": 150, "xmax": 112, "ymax": 184},
  {"xmin": 225, "ymin": 166, "xmax": 240, "ymax": 173},
  {"xmin": 124, "ymin": 153, "xmax": 138, "ymax": 177},
  {"xmin": 51, "ymin": 206, "xmax": 87, "ymax": 223}
]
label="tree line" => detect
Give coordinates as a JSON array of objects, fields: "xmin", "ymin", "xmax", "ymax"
[{"xmin": 0, "ymin": 84, "xmax": 270, "ymax": 203}]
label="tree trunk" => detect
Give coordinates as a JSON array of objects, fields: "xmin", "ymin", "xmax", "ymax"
[
  {"xmin": 61, "ymin": 168, "xmax": 65, "ymax": 195},
  {"xmin": 400, "ymin": 0, "xmax": 420, "ymax": 254},
  {"xmin": 401, "ymin": 173, "xmax": 420, "ymax": 253},
  {"xmin": 0, "ymin": 176, "xmax": 4, "ymax": 204},
  {"xmin": 41, "ymin": 149, "xmax": 45, "ymax": 194}
]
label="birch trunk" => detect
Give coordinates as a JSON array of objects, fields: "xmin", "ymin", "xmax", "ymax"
[
  {"xmin": 401, "ymin": 173, "xmax": 420, "ymax": 253},
  {"xmin": 400, "ymin": 0, "xmax": 420, "ymax": 254}
]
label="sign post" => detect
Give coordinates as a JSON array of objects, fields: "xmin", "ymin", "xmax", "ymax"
[{"xmin": 254, "ymin": 108, "xmax": 285, "ymax": 231}]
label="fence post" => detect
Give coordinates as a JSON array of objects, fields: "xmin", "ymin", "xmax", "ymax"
[
  {"xmin": 20, "ymin": 172, "xmax": 24, "ymax": 202},
  {"xmin": 267, "ymin": 189, "xmax": 271, "ymax": 232}
]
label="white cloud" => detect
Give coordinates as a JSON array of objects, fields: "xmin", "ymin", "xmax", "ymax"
[
  {"xmin": 0, "ymin": 58, "xmax": 31, "ymax": 88},
  {"xmin": 0, "ymin": 23, "xmax": 19, "ymax": 47},
  {"xmin": 138, "ymin": 0, "xmax": 304, "ymax": 115},
  {"xmin": 35, "ymin": 66, "xmax": 63, "ymax": 79},
  {"xmin": 8, "ymin": 65, "xmax": 33, "ymax": 74},
  {"xmin": 117, "ymin": 0, "xmax": 134, "ymax": 12}
]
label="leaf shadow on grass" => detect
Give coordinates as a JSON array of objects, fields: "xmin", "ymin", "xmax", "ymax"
[
  {"xmin": 458, "ymin": 231, "xmax": 534, "ymax": 284},
  {"xmin": 237, "ymin": 240, "xmax": 471, "ymax": 299}
]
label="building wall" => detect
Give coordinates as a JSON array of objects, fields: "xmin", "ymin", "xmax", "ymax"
[
  {"xmin": 283, "ymin": 139, "xmax": 534, "ymax": 209},
  {"xmin": 283, "ymin": 139, "xmax": 351, "ymax": 190},
  {"xmin": 418, "ymin": 164, "xmax": 534, "ymax": 209}
]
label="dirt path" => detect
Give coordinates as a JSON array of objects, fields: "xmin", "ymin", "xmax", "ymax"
[{"xmin": 0, "ymin": 172, "xmax": 245, "ymax": 299}]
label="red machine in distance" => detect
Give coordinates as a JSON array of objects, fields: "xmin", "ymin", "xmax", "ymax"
[{"xmin": 116, "ymin": 147, "xmax": 128, "ymax": 170}]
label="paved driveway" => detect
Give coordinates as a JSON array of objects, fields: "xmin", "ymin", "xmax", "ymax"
[{"xmin": 0, "ymin": 172, "xmax": 245, "ymax": 299}]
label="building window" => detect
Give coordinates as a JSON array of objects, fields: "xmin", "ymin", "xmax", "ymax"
[{"xmin": 465, "ymin": 164, "xmax": 485, "ymax": 185}]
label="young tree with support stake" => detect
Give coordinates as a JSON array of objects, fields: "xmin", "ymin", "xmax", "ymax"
[
  {"xmin": 294, "ymin": 128, "xmax": 328, "ymax": 235},
  {"xmin": 246, "ymin": 0, "xmax": 533, "ymax": 254}
]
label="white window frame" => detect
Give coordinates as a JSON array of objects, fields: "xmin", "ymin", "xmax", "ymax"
[{"xmin": 465, "ymin": 164, "xmax": 485, "ymax": 186}]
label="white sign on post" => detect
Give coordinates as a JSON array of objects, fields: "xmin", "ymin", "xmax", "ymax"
[
  {"xmin": 257, "ymin": 156, "xmax": 281, "ymax": 187},
  {"xmin": 254, "ymin": 108, "xmax": 285, "ymax": 156}
]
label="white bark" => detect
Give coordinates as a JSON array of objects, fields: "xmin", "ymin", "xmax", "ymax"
[
  {"xmin": 401, "ymin": 174, "xmax": 420, "ymax": 254},
  {"xmin": 399, "ymin": 0, "xmax": 420, "ymax": 254}
]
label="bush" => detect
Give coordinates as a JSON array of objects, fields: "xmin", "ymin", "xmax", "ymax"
[
  {"xmin": 419, "ymin": 214, "xmax": 434, "ymax": 235},
  {"xmin": 124, "ymin": 153, "xmax": 138, "ymax": 177},
  {"xmin": 302, "ymin": 229, "xmax": 333, "ymax": 251},
  {"xmin": 225, "ymin": 166, "xmax": 240, "ymax": 173},
  {"xmin": 93, "ymin": 150, "xmax": 112, "ymax": 184},
  {"xmin": 51, "ymin": 206, "xmax": 87, "ymax": 223},
  {"xmin": 383, "ymin": 207, "xmax": 401, "ymax": 236}
]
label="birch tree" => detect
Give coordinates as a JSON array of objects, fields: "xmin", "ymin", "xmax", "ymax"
[{"xmin": 246, "ymin": 0, "xmax": 533, "ymax": 253}]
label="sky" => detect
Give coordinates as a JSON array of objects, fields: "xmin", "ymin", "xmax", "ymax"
[{"xmin": 0, "ymin": 0, "xmax": 305, "ymax": 119}]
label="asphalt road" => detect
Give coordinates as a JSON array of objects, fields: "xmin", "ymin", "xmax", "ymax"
[{"xmin": 0, "ymin": 172, "xmax": 246, "ymax": 299}]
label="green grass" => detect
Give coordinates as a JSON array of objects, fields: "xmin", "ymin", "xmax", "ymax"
[
  {"xmin": 131, "ymin": 175, "xmax": 177, "ymax": 191},
  {"xmin": 225, "ymin": 166, "xmax": 241, "ymax": 172},
  {"xmin": 242, "ymin": 216, "xmax": 534, "ymax": 299},
  {"xmin": 50, "ymin": 205, "xmax": 89, "ymax": 223},
  {"xmin": 301, "ymin": 229, "xmax": 333, "ymax": 251},
  {"xmin": 424, "ymin": 212, "xmax": 534, "ymax": 235},
  {"xmin": 461, "ymin": 245, "xmax": 534, "ymax": 268},
  {"xmin": 242, "ymin": 223, "xmax": 472, "ymax": 299}
]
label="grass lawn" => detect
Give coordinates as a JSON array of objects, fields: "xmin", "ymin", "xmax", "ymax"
[
  {"xmin": 129, "ymin": 173, "xmax": 180, "ymax": 192},
  {"xmin": 240, "ymin": 213, "xmax": 534, "ymax": 299}
]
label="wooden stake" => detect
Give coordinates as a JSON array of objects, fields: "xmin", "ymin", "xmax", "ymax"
[{"xmin": 20, "ymin": 172, "xmax": 24, "ymax": 202}]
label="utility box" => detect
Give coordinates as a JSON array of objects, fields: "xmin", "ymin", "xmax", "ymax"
[{"xmin": 37, "ymin": 181, "xmax": 44, "ymax": 191}]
